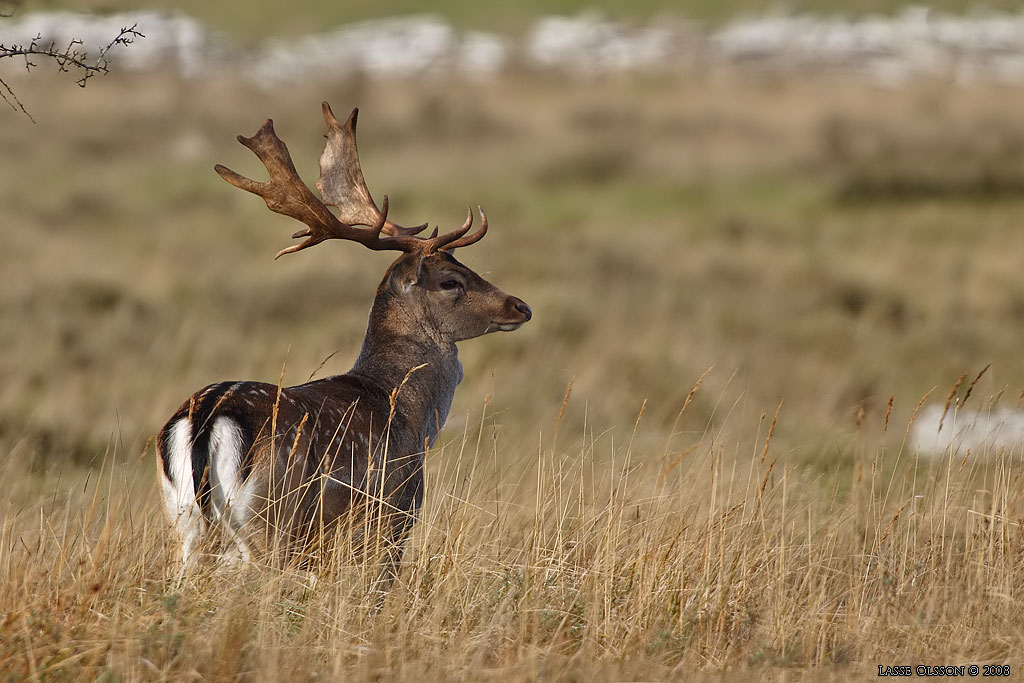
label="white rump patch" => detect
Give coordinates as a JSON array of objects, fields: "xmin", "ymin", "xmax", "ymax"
[
  {"xmin": 209, "ymin": 417, "xmax": 253, "ymax": 562},
  {"xmin": 211, "ymin": 417, "xmax": 244, "ymax": 512},
  {"xmin": 160, "ymin": 418, "xmax": 205, "ymax": 573}
]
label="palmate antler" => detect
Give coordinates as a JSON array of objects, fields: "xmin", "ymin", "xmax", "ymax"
[{"xmin": 214, "ymin": 102, "xmax": 487, "ymax": 259}]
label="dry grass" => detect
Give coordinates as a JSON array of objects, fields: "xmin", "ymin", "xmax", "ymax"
[
  {"xmin": 3, "ymin": 70, "xmax": 1024, "ymax": 678},
  {"xmin": 3, "ymin": 386, "xmax": 1022, "ymax": 680}
]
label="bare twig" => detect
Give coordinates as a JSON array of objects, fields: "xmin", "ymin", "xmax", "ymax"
[{"xmin": 0, "ymin": 17, "xmax": 144, "ymax": 121}]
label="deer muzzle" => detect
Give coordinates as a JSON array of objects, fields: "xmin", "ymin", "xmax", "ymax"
[{"xmin": 491, "ymin": 296, "xmax": 532, "ymax": 331}]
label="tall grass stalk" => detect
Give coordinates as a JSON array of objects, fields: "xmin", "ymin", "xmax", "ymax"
[{"xmin": 2, "ymin": 386, "xmax": 1020, "ymax": 680}]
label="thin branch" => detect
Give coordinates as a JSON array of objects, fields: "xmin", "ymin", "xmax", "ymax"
[
  {"xmin": 0, "ymin": 73, "xmax": 30, "ymax": 119},
  {"xmin": 0, "ymin": 20, "xmax": 144, "ymax": 120}
]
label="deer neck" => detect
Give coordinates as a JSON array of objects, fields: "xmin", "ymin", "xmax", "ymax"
[{"xmin": 349, "ymin": 293, "xmax": 463, "ymax": 446}]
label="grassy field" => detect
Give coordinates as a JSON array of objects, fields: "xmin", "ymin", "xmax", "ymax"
[{"xmin": 2, "ymin": 64, "xmax": 1024, "ymax": 678}]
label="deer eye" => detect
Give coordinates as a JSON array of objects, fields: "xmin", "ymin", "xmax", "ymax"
[{"xmin": 440, "ymin": 279, "xmax": 462, "ymax": 291}]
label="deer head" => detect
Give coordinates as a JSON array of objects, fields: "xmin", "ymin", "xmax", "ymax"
[{"xmin": 213, "ymin": 103, "xmax": 531, "ymax": 346}]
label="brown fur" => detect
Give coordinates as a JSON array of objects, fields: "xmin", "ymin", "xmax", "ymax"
[
  {"xmin": 158, "ymin": 248, "xmax": 531, "ymax": 584},
  {"xmin": 158, "ymin": 104, "xmax": 531, "ymax": 586}
]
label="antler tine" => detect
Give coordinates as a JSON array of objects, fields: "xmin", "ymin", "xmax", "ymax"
[
  {"xmin": 439, "ymin": 206, "xmax": 489, "ymax": 251},
  {"xmin": 318, "ymin": 102, "xmax": 427, "ymax": 236},
  {"xmin": 274, "ymin": 196, "xmax": 392, "ymax": 259},
  {"xmin": 426, "ymin": 207, "xmax": 473, "ymax": 250},
  {"xmin": 371, "ymin": 195, "xmax": 391, "ymax": 240}
]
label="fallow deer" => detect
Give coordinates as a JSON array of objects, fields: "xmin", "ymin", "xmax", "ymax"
[{"xmin": 156, "ymin": 103, "xmax": 531, "ymax": 588}]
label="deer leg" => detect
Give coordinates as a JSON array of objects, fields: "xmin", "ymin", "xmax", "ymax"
[
  {"xmin": 366, "ymin": 511, "xmax": 414, "ymax": 607},
  {"xmin": 217, "ymin": 511, "xmax": 253, "ymax": 567},
  {"xmin": 176, "ymin": 504, "xmax": 206, "ymax": 578},
  {"xmin": 370, "ymin": 543, "xmax": 403, "ymax": 597}
]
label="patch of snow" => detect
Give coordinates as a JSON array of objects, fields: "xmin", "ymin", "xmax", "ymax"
[
  {"xmin": 525, "ymin": 14, "xmax": 676, "ymax": 75},
  {"xmin": 910, "ymin": 405, "xmax": 1024, "ymax": 457},
  {"xmin": 7, "ymin": 8, "xmax": 1024, "ymax": 85}
]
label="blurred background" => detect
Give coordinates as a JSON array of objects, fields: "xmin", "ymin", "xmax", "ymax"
[{"xmin": 4, "ymin": 0, "xmax": 1024, "ymax": 489}]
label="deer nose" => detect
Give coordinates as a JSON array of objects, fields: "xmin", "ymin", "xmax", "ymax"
[{"xmin": 510, "ymin": 297, "xmax": 532, "ymax": 321}]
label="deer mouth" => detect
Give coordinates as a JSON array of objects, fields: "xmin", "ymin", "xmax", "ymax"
[{"xmin": 489, "ymin": 321, "xmax": 525, "ymax": 332}]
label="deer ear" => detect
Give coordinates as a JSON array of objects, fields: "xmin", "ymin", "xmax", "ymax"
[{"xmin": 391, "ymin": 252, "xmax": 424, "ymax": 293}]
